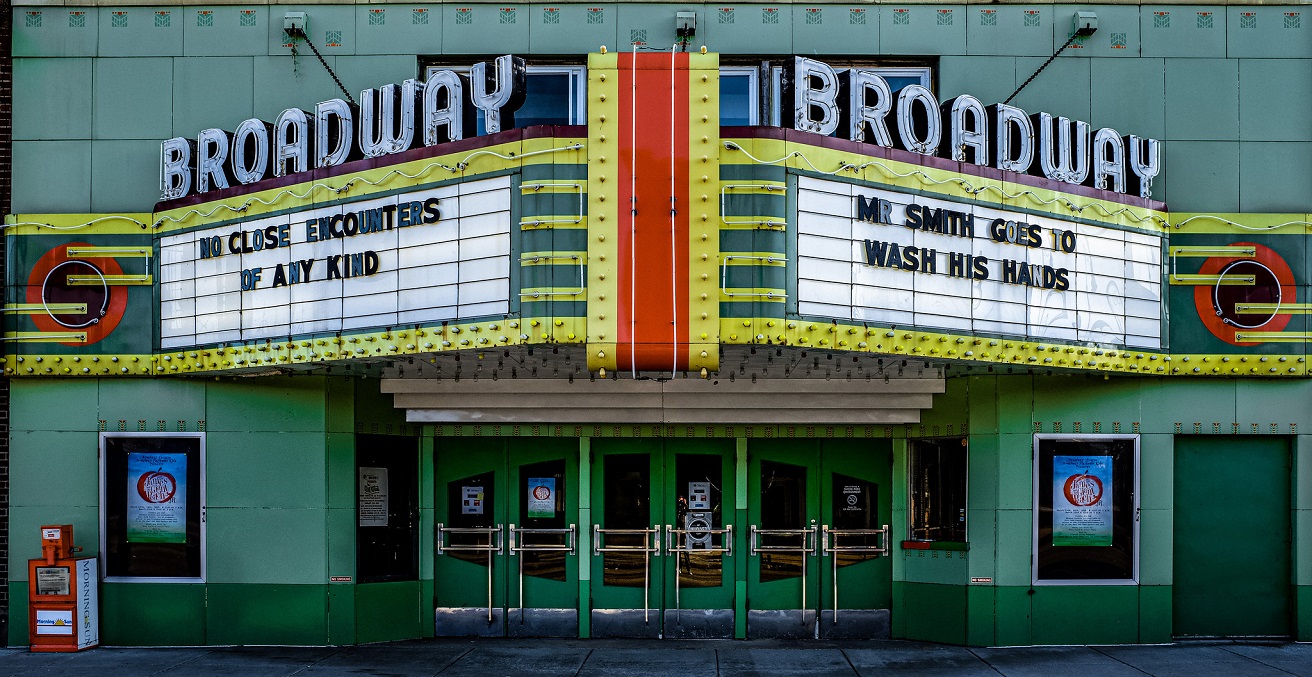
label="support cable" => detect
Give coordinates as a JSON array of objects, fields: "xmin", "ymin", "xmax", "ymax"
[
  {"xmin": 1004, "ymin": 32, "xmax": 1081, "ymax": 105},
  {"xmin": 287, "ymin": 27, "xmax": 357, "ymax": 106}
]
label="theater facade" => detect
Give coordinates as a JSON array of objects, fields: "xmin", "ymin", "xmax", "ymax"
[{"xmin": 6, "ymin": 1, "xmax": 1312, "ymax": 646}]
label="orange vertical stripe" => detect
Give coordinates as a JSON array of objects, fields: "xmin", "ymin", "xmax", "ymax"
[{"xmin": 616, "ymin": 52, "xmax": 692, "ymax": 372}]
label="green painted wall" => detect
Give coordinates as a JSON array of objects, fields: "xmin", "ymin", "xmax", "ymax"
[
  {"xmin": 898, "ymin": 373, "xmax": 1312, "ymax": 645},
  {"xmin": 8, "ymin": 371, "xmax": 1312, "ymax": 645},
  {"xmin": 5, "ymin": 376, "xmax": 427, "ymax": 646},
  {"xmin": 9, "ymin": 3, "xmax": 1312, "ymax": 214}
]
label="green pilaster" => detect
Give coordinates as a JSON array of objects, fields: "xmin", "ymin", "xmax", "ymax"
[
  {"xmin": 419, "ymin": 432, "xmax": 436, "ymax": 637},
  {"xmin": 890, "ymin": 437, "xmax": 908, "ymax": 638},
  {"xmin": 734, "ymin": 437, "xmax": 748, "ymax": 639},
  {"xmin": 578, "ymin": 436, "xmax": 592, "ymax": 638},
  {"xmin": 890, "ymin": 438, "xmax": 908, "ymax": 584}
]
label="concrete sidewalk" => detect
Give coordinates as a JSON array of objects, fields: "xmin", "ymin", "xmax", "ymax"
[{"xmin": 0, "ymin": 639, "xmax": 1309, "ymax": 676}]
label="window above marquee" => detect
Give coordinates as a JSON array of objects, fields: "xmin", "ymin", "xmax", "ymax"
[
  {"xmin": 423, "ymin": 62, "xmax": 588, "ymax": 130},
  {"xmin": 420, "ymin": 58, "xmax": 931, "ymax": 130},
  {"xmin": 719, "ymin": 62, "xmax": 933, "ymax": 127}
]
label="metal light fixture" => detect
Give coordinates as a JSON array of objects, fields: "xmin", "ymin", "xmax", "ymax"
[
  {"xmin": 675, "ymin": 12, "xmax": 697, "ymax": 42},
  {"xmin": 1073, "ymin": 11, "xmax": 1099, "ymax": 37}
]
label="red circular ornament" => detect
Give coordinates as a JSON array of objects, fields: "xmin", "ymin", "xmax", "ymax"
[
  {"xmin": 1193, "ymin": 242, "xmax": 1295, "ymax": 346},
  {"xmin": 532, "ymin": 485, "xmax": 551, "ymax": 500},
  {"xmin": 25, "ymin": 242, "xmax": 129, "ymax": 346}
]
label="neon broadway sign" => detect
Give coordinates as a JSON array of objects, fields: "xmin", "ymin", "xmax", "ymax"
[
  {"xmin": 160, "ymin": 55, "xmax": 528, "ymax": 200},
  {"xmin": 782, "ymin": 56, "xmax": 1162, "ymax": 198}
]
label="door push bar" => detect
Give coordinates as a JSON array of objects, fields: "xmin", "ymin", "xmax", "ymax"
[
  {"xmin": 821, "ymin": 524, "xmax": 890, "ymax": 622},
  {"xmin": 436, "ymin": 523, "xmax": 505, "ymax": 554},
  {"xmin": 436, "ymin": 523, "xmax": 505, "ymax": 623},
  {"xmin": 664, "ymin": 524, "xmax": 733, "ymax": 556},
  {"xmin": 509, "ymin": 523, "xmax": 577, "ymax": 623},
  {"xmin": 750, "ymin": 522, "xmax": 818, "ymax": 623},
  {"xmin": 593, "ymin": 525, "xmax": 662, "ymax": 624},
  {"xmin": 510, "ymin": 523, "xmax": 578, "ymax": 556},
  {"xmin": 665, "ymin": 524, "xmax": 734, "ymax": 617}
]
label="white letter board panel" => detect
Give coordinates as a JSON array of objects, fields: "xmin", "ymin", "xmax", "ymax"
[
  {"xmin": 795, "ymin": 176, "xmax": 1162, "ymax": 349},
  {"xmin": 159, "ymin": 176, "xmax": 512, "ymax": 349}
]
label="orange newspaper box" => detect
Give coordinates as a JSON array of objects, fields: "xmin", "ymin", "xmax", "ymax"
[{"xmin": 28, "ymin": 525, "xmax": 99, "ymax": 652}]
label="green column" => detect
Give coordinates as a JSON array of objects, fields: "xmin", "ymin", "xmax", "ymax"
[
  {"xmin": 578, "ymin": 436, "xmax": 592, "ymax": 638},
  {"xmin": 418, "ymin": 428, "xmax": 436, "ymax": 638},
  {"xmin": 734, "ymin": 437, "xmax": 748, "ymax": 639}
]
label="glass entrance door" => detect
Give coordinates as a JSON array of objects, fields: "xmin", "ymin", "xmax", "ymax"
[
  {"xmin": 747, "ymin": 440, "xmax": 820, "ymax": 638},
  {"xmin": 588, "ymin": 438, "xmax": 737, "ymax": 638},
  {"xmin": 661, "ymin": 443, "xmax": 736, "ymax": 638},
  {"xmin": 818, "ymin": 442, "xmax": 893, "ymax": 639},
  {"xmin": 434, "ymin": 438, "xmax": 579, "ymax": 637},
  {"xmin": 746, "ymin": 439, "xmax": 892, "ymax": 639},
  {"xmin": 589, "ymin": 440, "xmax": 664, "ymax": 637}
]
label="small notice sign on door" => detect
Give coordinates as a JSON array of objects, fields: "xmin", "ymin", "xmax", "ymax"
[
  {"xmin": 462, "ymin": 485, "xmax": 485, "ymax": 515},
  {"xmin": 358, "ymin": 467, "xmax": 389, "ymax": 527}
]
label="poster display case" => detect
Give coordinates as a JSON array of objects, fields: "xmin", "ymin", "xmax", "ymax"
[{"xmin": 1032, "ymin": 435, "xmax": 1139, "ymax": 585}]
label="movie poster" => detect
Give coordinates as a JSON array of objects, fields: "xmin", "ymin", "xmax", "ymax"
[
  {"xmin": 526, "ymin": 477, "xmax": 556, "ymax": 519},
  {"xmin": 1052, "ymin": 455, "xmax": 1113, "ymax": 546},
  {"xmin": 126, "ymin": 453, "xmax": 187, "ymax": 543}
]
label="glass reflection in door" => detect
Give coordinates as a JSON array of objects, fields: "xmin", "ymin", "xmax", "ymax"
[
  {"xmin": 603, "ymin": 454, "xmax": 650, "ymax": 587},
  {"xmin": 518, "ymin": 460, "xmax": 568, "ymax": 582},
  {"xmin": 674, "ymin": 454, "xmax": 723, "ymax": 588},
  {"xmin": 830, "ymin": 473, "xmax": 879, "ymax": 569},
  {"xmin": 445, "ymin": 472, "xmax": 496, "ymax": 567},
  {"xmin": 759, "ymin": 460, "xmax": 807, "ymax": 582}
]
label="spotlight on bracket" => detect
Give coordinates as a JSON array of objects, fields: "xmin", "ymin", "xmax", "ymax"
[
  {"xmin": 284, "ymin": 11, "xmax": 308, "ymax": 39},
  {"xmin": 1073, "ymin": 11, "xmax": 1098, "ymax": 38},
  {"xmin": 676, "ymin": 12, "xmax": 697, "ymax": 40}
]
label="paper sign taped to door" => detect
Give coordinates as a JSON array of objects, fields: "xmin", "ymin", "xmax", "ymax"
[
  {"xmin": 358, "ymin": 467, "xmax": 389, "ymax": 527},
  {"xmin": 462, "ymin": 485, "xmax": 484, "ymax": 515}
]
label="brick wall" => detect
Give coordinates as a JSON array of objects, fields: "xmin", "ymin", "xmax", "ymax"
[{"xmin": 1, "ymin": 3, "xmax": 13, "ymax": 646}]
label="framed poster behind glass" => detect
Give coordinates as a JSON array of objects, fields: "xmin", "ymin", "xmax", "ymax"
[
  {"xmin": 1033, "ymin": 435, "xmax": 1138, "ymax": 585},
  {"xmin": 100, "ymin": 433, "xmax": 205, "ymax": 582}
]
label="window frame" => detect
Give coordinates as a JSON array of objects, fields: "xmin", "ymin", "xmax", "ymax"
[
  {"xmin": 718, "ymin": 63, "xmax": 933, "ymax": 126},
  {"xmin": 718, "ymin": 66, "xmax": 764, "ymax": 126},
  {"xmin": 99, "ymin": 432, "xmax": 207, "ymax": 584},
  {"xmin": 1031, "ymin": 433, "xmax": 1140, "ymax": 587},
  {"xmin": 356, "ymin": 433, "xmax": 421, "ymax": 584},
  {"xmin": 422, "ymin": 63, "xmax": 588, "ymax": 127},
  {"xmin": 906, "ymin": 437, "xmax": 969, "ymax": 544}
]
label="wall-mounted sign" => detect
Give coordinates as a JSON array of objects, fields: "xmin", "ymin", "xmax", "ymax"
[
  {"xmin": 783, "ymin": 56, "xmax": 1162, "ymax": 198},
  {"xmin": 358, "ymin": 466, "xmax": 389, "ymax": 527},
  {"xmin": 159, "ymin": 176, "xmax": 511, "ymax": 348},
  {"xmin": 161, "ymin": 55, "xmax": 526, "ymax": 200},
  {"xmin": 125, "ymin": 452, "xmax": 187, "ymax": 543},
  {"xmin": 1052, "ymin": 455, "xmax": 1113, "ymax": 547},
  {"xmin": 796, "ymin": 177, "xmax": 1162, "ymax": 349}
]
